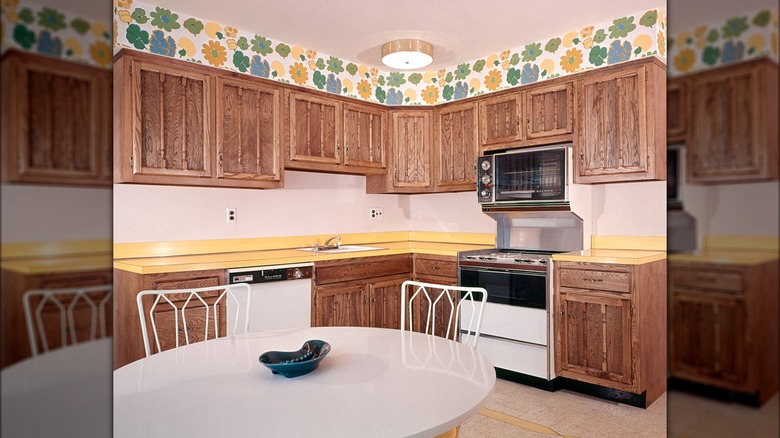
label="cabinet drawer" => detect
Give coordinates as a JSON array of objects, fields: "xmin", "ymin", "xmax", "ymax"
[
  {"xmin": 415, "ymin": 258, "xmax": 457, "ymax": 278},
  {"xmin": 559, "ymin": 269, "xmax": 630, "ymax": 293},
  {"xmin": 315, "ymin": 255, "xmax": 411, "ymax": 285},
  {"xmin": 671, "ymin": 269, "xmax": 743, "ymax": 293}
]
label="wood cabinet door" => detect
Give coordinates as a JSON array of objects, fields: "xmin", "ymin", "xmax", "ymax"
[
  {"xmin": 129, "ymin": 59, "xmax": 211, "ymax": 178},
  {"xmin": 343, "ymin": 103, "xmax": 386, "ymax": 169},
  {"xmin": 435, "ymin": 102, "xmax": 478, "ymax": 190},
  {"xmin": 525, "ymin": 82, "xmax": 574, "ymax": 139},
  {"xmin": 669, "ymin": 292, "xmax": 748, "ymax": 387},
  {"xmin": 313, "ymin": 283, "xmax": 368, "ymax": 327},
  {"xmin": 2, "ymin": 51, "xmax": 108, "ymax": 185},
  {"xmin": 666, "ymin": 78, "xmax": 688, "ymax": 143},
  {"xmin": 479, "ymin": 92, "xmax": 523, "ymax": 150},
  {"xmin": 688, "ymin": 65, "xmax": 763, "ymax": 182},
  {"xmin": 390, "ymin": 110, "xmax": 432, "ymax": 189},
  {"xmin": 368, "ymin": 277, "xmax": 405, "ymax": 329},
  {"xmin": 215, "ymin": 77, "xmax": 281, "ymax": 183},
  {"xmin": 289, "ymin": 91, "xmax": 341, "ymax": 165},
  {"xmin": 414, "ymin": 275, "xmax": 459, "ymax": 339},
  {"xmin": 557, "ymin": 289, "xmax": 634, "ymax": 386},
  {"xmin": 575, "ymin": 65, "xmax": 649, "ymax": 183}
]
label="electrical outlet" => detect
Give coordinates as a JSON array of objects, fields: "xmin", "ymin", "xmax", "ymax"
[
  {"xmin": 370, "ymin": 208, "xmax": 383, "ymax": 220},
  {"xmin": 226, "ymin": 207, "xmax": 237, "ymax": 224}
]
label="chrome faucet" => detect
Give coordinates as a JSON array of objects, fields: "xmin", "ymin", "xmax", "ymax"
[{"xmin": 323, "ymin": 236, "xmax": 341, "ymax": 249}]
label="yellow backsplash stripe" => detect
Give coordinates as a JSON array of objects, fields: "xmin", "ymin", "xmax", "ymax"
[{"xmin": 705, "ymin": 235, "xmax": 779, "ymax": 252}]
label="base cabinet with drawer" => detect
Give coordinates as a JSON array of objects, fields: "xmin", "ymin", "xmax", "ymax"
[
  {"xmin": 554, "ymin": 259, "xmax": 666, "ymax": 407},
  {"xmin": 669, "ymin": 259, "xmax": 778, "ymax": 405},
  {"xmin": 412, "ymin": 254, "xmax": 459, "ymax": 337}
]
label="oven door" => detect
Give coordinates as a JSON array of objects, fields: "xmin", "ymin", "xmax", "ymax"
[{"xmin": 458, "ymin": 266, "xmax": 547, "ymax": 310}]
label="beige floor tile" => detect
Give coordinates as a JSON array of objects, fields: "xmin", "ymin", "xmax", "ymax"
[{"xmin": 667, "ymin": 390, "xmax": 779, "ymax": 438}]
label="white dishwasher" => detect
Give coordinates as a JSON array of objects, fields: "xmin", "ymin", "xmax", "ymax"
[{"xmin": 226, "ymin": 263, "xmax": 313, "ymax": 332}]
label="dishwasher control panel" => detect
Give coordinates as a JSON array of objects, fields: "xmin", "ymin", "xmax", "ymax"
[{"xmin": 228, "ymin": 264, "xmax": 313, "ymax": 284}]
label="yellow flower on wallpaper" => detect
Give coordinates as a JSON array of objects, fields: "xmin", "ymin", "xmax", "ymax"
[
  {"xmin": 562, "ymin": 31, "xmax": 578, "ymax": 48},
  {"xmin": 291, "ymin": 46, "xmax": 304, "ymax": 60},
  {"xmin": 64, "ymin": 38, "xmax": 83, "ymax": 57},
  {"xmin": 582, "ymin": 38, "xmax": 594, "ymax": 49},
  {"xmin": 271, "ymin": 60, "xmax": 285, "ymax": 77},
  {"xmin": 499, "ymin": 50, "xmax": 511, "ymax": 61},
  {"xmin": 358, "ymin": 65, "xmax": 368, "ymax": 78},
  {"xmin": 673, "ymin": 48, "xmax": 695, "ymax": 73},
  {"xmin": 226, "ymin": 39, "xmax": 237, "ymax": 50},
  {"xmin": 580, "ymin": 26, "xmax": 594, "ymax": 38},
  {"xmin": 177, "ymin": 37, "xmax": 195, "ymax": 57},
  {"xmin": 357, "ymin": 80, "xmax": 372, "ymax": 99},
  {"xmin": 747, "ymin": 34, "xmax": 765, "ymax": 52},
  {"xmin": 89, "ymin": 41, "xmax": 112, "ymax": 66},
  {"xmin": 306, "ymin": 49, "xmax": 317, "ymax": 59},
  {"xmin": 371, "ymin": 77, "xmax": 378, "ymax": 86},
  {"xmin": 370, "ymin": 68, "xmax": 378, "ymax": 77},
  {"xmin": 423, "ymin": 71, "xmax": 436, "ymax": 83},
  {"xmin": 437, "ymin": 69, "xmax": 446, "ymax": 81},
  {"xmin": 307, "ymin": 60, "xmax": 317, "ymax": 70},
  {"xmin": 117, "ymin": 9, "xmax": 132, "ymax": 23},
  {"xmin": 693, "ymin": 25, "xmax": 707, "ymax": 38},
  {"xmin": 421, "ymin": 85, "xmax": 439, "ymax": 104},
  {"xmin": 469, "ymin": 77, "xmax": 481, "ymax": 92},
  {"xmin": 343, "ymin": 78, "xmax": 353, "ymax": 93},
  {"xmin": 484, "ymin": 69, "xmax": 502, "ymax": 91},
  {"xmin": 223, "ymin": 26, "xmax": 238, "ymax": 38},
  {"xmin": 695, "ymin": 36, "xmax": 707, "ymax": 49},
  {"xmin": 113, "ymin": 20, "xmax": 117, "ymax": 47},
  {"xmin": 5, "ymin": 9, "xmax": 18, "ymax": 23},
  {"xmin": 404, "ymin": 89, "xmax": 417, "ymax": 102},
  {"xmin": 501, "ymin": 60, "xmax": 510, "ymax": 70},
  {"xmin": 205, "ymin": 22, "xmax": 222, "ymax": 39},
  {"xmin": 3, "ymin": 0, "xmax": 19, "ymax": 8},
  {"xmin": 485, "ymin": 54, "xmax": 498, "ymax": 66},
  {"xmin": 676, "ymin": 31, "xmax": 691, "ymax": 46},
  {"xmin": 633, "ymin": 34, "xmax": 652, "ymax": 53},
  {"xmin": 657, "ymin": 31, "xmax": 665, "ymax": 57},
  {"xmin": 92, "ymin": 22, "xmax": 109, "ymax": 39},
  {"xmin": 289, "ymin": 62, "xmax": 308, "ymax": 85},
  {"xmin": 202, "ymin": 41, "xmax": 227, "ymax": 67},
  {"xmin": 560, "ymin": 48, "xmax": 582, "ymax": 73},
  {"xmin": 540, "ymin": 59, "xmax": 555, "ymax": 74},
  {"xmin": 117, "ymin": 0, "xmax": 132, "ymax": 8}
]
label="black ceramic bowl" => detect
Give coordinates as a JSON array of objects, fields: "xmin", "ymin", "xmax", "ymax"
[{"xmin": 258, "ymin": 340, "xmax": 331, "ymax": 378}]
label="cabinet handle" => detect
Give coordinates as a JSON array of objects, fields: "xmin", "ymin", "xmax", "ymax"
[
  {"xmin": 218, "ymin": 153, "xmax": 223, "ymax": 163},
  {"xmin": 583, "ymin": 278, "xmax": 604, "ymax": 282},
  {"xmin": 431, "ymin": 265, "xmax": 441, "ymax": 270},
  {"xmin": 515, "ymin": 116, "xmax": 520, "ymax": 132},
  {"xmin": 336, "ymin": 141, "xmax": 340, "ymax": 156},
  {"xmin": 579, "ymin": 151, "xmax": 584, "ymax": 165}
]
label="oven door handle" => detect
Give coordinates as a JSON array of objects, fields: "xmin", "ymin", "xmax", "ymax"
[{"xmin": 458, "ymin": 266, "xmax": 547, "ymax": 276}]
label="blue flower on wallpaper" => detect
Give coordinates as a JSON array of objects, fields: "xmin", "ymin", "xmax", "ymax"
[
  {"xmin": 36, "ymin": 30, "xmax": 62, "ymax": 56},
  {"xmin": 453, "ymin": 81, "xmax": 469, "ymax": 99},
  {"xmin": 386, "ymin": 88, "xmax": 404, "ymax": 105},
  {"xmin": 607, "ymin": 40, "xmax": 632, "ymax": 64},
  {"xmin": 721, "ymin": 40, "xmax": 745, "ymax": 63},
  {"xmin": 520, "ymin": 63, "xmax": 539, "ymax": 84},
  {"xmin": 250, "ymin": 55, "xmax": 270, "ymax": 78},
  {"xmin": 326, "ymin": 74, "xmax": 342, "ymax": 94},
  {"xmin": 149, "ymin": 30, "xmax": 175, "ymax": 57}
]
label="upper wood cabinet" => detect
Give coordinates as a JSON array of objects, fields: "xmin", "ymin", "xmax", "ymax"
[
  {"xmin": 666, "ymin": 78, "xmax": 688, "ymax": 144},
  {"xmin": 288, "ymin": 91, "xmax": 340, "ymax": 166},
  {"xmin": 113, "ymin": 50, "xmax": 283, "ymax": 189},
  {"xmin": 480, "ymin": 92, "xmax": 523, "ymax": 150},
  {"xmin": 574, "ymin": 57, "xmax": 666, "ymax": 184},
  {"xmin": 367, "ymin": 109, "xmax": 433, "ymax": 193},
  {"xmin": 1, "ymin": 50, "xmax": 111, "ymax": 186},
  {"xmin": 686, "ymin": 59, "xmax": 778, "ymax": 183},
  {"xmin": 525, "ymin": 82, "xmax": 575, "ymax": 140},
  {"xmin": 216, "ymin": 77, "xmax": 281, "ymax": 183},
  {"xmin": 434, "ymin": 101, "xmax": 479, "ymax": 191},
  {"xmin": 343, "ymin": 102, "xmax": 386, "ymax": 169}
]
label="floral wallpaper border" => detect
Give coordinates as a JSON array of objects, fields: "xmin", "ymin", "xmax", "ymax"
[
  {"xmin": 1, "ymin": 0, "xmax": 112, "ymax": 68},
  {"xmin": 114, "ymin": 1, "xmax": 665, "ymax": 106},
  {"xmin": 668, "ymin": 8, "xmax": 779, "ymax": 77}
]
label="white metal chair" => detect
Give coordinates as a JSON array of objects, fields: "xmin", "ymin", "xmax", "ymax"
[
  {"xmin": 23, "ymin": 284, "xmax": 113, "ymax": 356},
  {"xmin": 400, "ymin": 280, "xmax": 488, "ymax": 348},
  {"xmin": 136, "ymin": 283, "xmax": 251, "ymax": 357}
]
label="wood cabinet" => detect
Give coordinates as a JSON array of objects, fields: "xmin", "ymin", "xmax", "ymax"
[
  {"xmin": 288, "ymin": 91, "xmax": 341, "ymax": 166},
  {"xmin": 669, "ymin": 259, "xmax": 778, "ymax": 405},
  {"xmin": 113, "ymin": 268, "xmax": 226, "ymax": 368},
  {"xmin": 413, "ymin": 254, "xmax": 459, "ymax": 337},
  {"xmin": 434, "ymin": 101, "xmax": 479, "ymax": 191},
  {"xmin": 313, "ymin": 255, "xmax": 411, "ymax": 328},
  {"xmin": 686, "ymin": 59, "xmax": 778, "ymax": 183},
  {"xmin": 366, "ymin": 109, "xmax": 433, "ymax": 193},
  {"xmin": 554, "ymin": 259, "xmax": 666, "ymax": 407},
  {"xmin": 666, "ymin": 78, "xmax": 688, "ymax": 144},
  {"xmin": 1, "ymin": 50, "xmax": 111, "ymax": 186},
  {"xmin": 342, "ymin": 102, "xmax": 386, "ymax": 169},
  {"xmin": 574, "ymin": 57, "xmax": 666, "ymax": 184},
  {"xmin": 479, "ymin": 82, "xmax": 574, "ymax": 154},
  {"xmin": 114, "ymin": 50, "xmax": 283, "ymax": 189}
]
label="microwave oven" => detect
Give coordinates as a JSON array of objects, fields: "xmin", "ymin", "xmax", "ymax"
[{"xmin": 477, "ymin": 144, "xmax": 569, "ymax": 207}]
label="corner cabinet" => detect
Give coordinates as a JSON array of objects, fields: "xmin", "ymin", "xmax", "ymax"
[
  {"xmin": 2, "ymin": 50, "xmax": 111, "ymax": 186},
  {"xmin": 666, "ymin": 78, "xmax": 688, "ymax": 144},
  {"xmin": 686, "ymin": 59, "xmax": 778, "ymax": 183},
  {"xmin": 434, "ymin": 101, "xmax": 479, "ymax": 191},
  {"xmin": 113, "ymin": 50, "xmax": 283, "ymax": 189},
  {"xmin": 554, "ymin": 259, "xmax": 666, "ymax": 407},
  {"xmin": 574, "ymin": 57, "xmax": 666, "ymax": 184}
]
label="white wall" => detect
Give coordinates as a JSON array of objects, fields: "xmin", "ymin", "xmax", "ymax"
[
  {"xmin": 589, "ymin": 181, "xmax": 667, "ymax": 237},
  {"xmin": 408, "ymin": 192, "xmax": 495, "ymax": 234},
  {"xmin": 0, "ymin": 185, "xmax": 112, "ymax": 243}
]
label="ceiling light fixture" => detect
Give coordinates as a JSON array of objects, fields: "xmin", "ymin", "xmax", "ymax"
[{"xmin": 381, "ymin": 39, "xmax": 433, "ymax": 70}]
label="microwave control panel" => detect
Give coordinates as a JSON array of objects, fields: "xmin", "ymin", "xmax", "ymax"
[{"xmin": 477, "ymin": 155, "xmax": 494, "ymax": 203}]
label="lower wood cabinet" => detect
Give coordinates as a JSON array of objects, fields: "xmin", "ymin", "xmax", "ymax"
[
  {"xmin": 669, "ymin": 259, "xmax": 778, "ymax": 405},
  {"xmin": 413, "ymin": 254, "xmax": 458, "ymax": 338},
  {"xmin": 554, "ymin": 259, "xmax": 666, "ymax": 407}
]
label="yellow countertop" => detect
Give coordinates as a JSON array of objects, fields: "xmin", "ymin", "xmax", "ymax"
[
  {"xmin": 1, "ymin": 254, "xmax": 113, "ymax": 275},
  {"xmin": 1, "ymin": 239, "xmax": 113, "ymax": 275},
  {"xmin": 552, "ymin": 249, "xmax": 666, "ymax": 265},
  {"xmin": 668, "ymin": 250, "xmax": 779, "ymax": 266}
]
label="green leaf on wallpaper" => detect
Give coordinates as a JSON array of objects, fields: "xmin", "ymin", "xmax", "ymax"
[
  {"xmin": 545, "ymin": 37, "xmax": 561, "ymax": 52},
  {"xmin": 346, "ymin": 63, "xmax": 358, "ymax": 75},
  {"xmin": 639, "ymin": 10, "xmax": 658, "ymax": 27},
  {"xmin": 509, "ymin": 53, "xmax": 520, "ymax": 66},
  {"xmin": 233, "ymin": 51, "xmax": 250, "ymax": 72},
  {"xmin": 442, "ymin": 85, "xmax": 454, "ymax": 101},
  {"xmin": 377, "ymin": 75, "xmax": 385, "ymax": 86},
  {"xmin": 313, "ymin": 70, "xmax": 326, "ymax": 89},
  {"xmin": 315, "ymin": 58, "xmax": 326, "ymax": 69},
  {"xmin": 405, "ymin": 97, "xmax": 410, "ymax": 103},
  {"xmin": 183, "ymin": 18, "xmax": 203, "ymax": 35},
  {"xmin": 748, "ymin": 47, "xmax": 755, "ymax": 55},
  {"xmin": 387, "ymin": 72, "xmax": 406, "ymax": 87},
  {"xmin": 668, "ymin": 38, "xmax": 674, "ymax": 50},
  {"xmin": 572, "ymin": 38, "xmax": 580, "ymax": 45},
  {"xmin": 375, "ymin": 86, "xmax": 386, "ymax": 104},
  {"xmin": 752, "ymin": 10, "xmax": 770, "ymax": 27},
  {"xmin": 37, "ymin": 7, "xmax": 66, "ymax": 31},
  {"xmin": 702, "ymin": 46, "xmax": 720, "ymax": 65},
  {"xmin": 299, "ymin": 54, "xmax": 306, "ymax": 61},
  {"xmin": 522, "ymin": 43, "xmax": 541, "ymax": 61},
  {"xmin": 343, "ymin": 87, "xmax": 348, "ymax": 93},
  {"xmin": 431, "ymin": 78, "xmax": 437, "ymax": 83},
  {"xmin": 18, "ymin": 8, "xmax": 34, "ymax": 24},
  {"xmin": 444, "ymin": 72, "xmax": 453, "ymax": 83},
  {"xmin": 493, "ymin": 60, "xmax": 500, "ymax": 66},
  {"xmin": 132, "ymin": 8, "xmax": 148, "ymax": 24},
  {"xmin": 271, "ymin": 71, "xmax": 277, "ymax": 77},
  {"xmin": 634, "ymin": 47, "xmax": 642, "ymax": 55},
  {"xmin": 236, "ymin": 36, "xmax": 249, "ymax": 50},
  {"xmin": 149, "ymin": 7, "xmax": 180, "ymax": 32},
  {"xmin": 722, "ymin": 17, "xmax": 748, "ymax": 37},
  {"xmin": 588, "ymin": 45, "xmax": 607, "ymax": 66},
  {"xmin": 70, "ymin": 18, "xmax": 90, "ymax": 35},
  {"xmin": 216, "ymin": 32, "xmax": 223, "ymax": 39},
  {"xmin": 126, "ymin": 24, "xmax": 149, "ymax": 50},
  {"xmin": 65, "ymin": 48, "xmax": 73, "ymax": 56},
  {"xmin": 326, "ymin": 56, "xmax": 344, "ymax": 73},
  {"xmin": 251, "ymin": 35, "xmax": 273, "ymax": 55},
  {"xmin": 540, "ymin": 70, "xmax": 547, "ymax": 77},
  {"xmin": 685, "ymin": 37, "xmax": 693, "ymax": 45},
  {"xmin": 592, "ymin": 30, "xmax": 606, "ymax": 44},
  {"xmin": 275, "ymin": 43, "xmax": 291, "ymax": 57},
  {"xmin": 178, "ymin": 49, "xmax": 186, "ymax": 57},
  {"xmin": 13, "ymin": 24, "xmax": 36, "ymax": 49},
  {"xmin": 408, "ymin": 73, "xmax": 423, "ymax": 84},
  {"xmin": 706, "ymin": 29, "xmax": 719, "ymax": 43},
  {"xmin": 608, "ymin": 17, "xmax": 636, "ymax": 39},
  {"xmin": 506, "ymin": 67, "xmax": 520, "ymax": 85},
  {"xmin": 473, "ymin": 59, "xmax": 486, "ymax": 72}
]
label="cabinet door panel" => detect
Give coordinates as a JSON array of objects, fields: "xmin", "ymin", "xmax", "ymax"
[
  {"xmin": 289, "ymin": 92, "xmax": 340, "ymax": 165},
  {"xmin": 391, "ymin": 111, "xmax": 431, "ymax": 188},
  {"xmin": 480, "ymin": 93, "xmax": 522, "ymax": 148},
  {"xmin": 526, "ymin": 82, "xmax": 573, "ymax": 139},
  {"xmin": 666, "ymin": 79, "xmax": 687, "ymax": 142},
  {"xmin": 436, "ymin": 102, "xmax": 478, "ymax": 189},
  {"xmin": 369, "ymin": 277, "xmax": 404, "ymax": 329},
  {"xmin": 343, "ymin": 103, "xmax": 385, "ymax": 168},
  {"xmin": 314, "ymin": 283, "xmax": 368, "ymax": 327}
]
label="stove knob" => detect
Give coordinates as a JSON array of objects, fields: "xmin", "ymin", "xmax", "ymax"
[
  {"xmin": 481, "ymin": 174, "xmax": 492, "ymax": 185},
  {"xmin": 480, "ymin": 189, "xmax": 491, "ymax": 198},
  {"xmin": 292, "ymin": 269, "xmax": 304, "ymax": 279},
  {"xmin": 480, "ymin": 160, "xmax": 491, "ymax": 171}
]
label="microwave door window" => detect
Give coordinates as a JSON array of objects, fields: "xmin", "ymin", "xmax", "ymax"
[{"xmin": 495, "ymin": 149, "xmax": 565, "ymax": 201}]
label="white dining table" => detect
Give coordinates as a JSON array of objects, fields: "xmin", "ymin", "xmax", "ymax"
[
  {"xmin": 1, "ymin": 338, "xmax": 112, "ymax": 438},
  {"xmin": 113, "ymin": 326, "xmax": 496, "ymax": 438}
]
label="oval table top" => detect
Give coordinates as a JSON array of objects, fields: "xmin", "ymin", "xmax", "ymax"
[{"xmin": 114, "ymin": 327, "xmax": 495, "ymax": 438}]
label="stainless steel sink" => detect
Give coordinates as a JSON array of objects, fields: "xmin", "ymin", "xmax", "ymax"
[{"xmin": 296, "ymin": 245, "xmax": 384, "ymax": 254}]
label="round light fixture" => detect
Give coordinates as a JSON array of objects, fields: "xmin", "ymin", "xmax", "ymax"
[{"xmin": 381, "ymin": 39, "xmax": 433, "ymax": 70}]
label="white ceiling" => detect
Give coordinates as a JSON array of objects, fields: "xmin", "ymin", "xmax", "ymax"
[{"xmin": 155, "ymin": 0, "xmax": 663, "ymax": 70}]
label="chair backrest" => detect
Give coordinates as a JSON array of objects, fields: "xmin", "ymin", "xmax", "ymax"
[
  {"xmin": 23, "ymin": 284, "xmax": 113, "ymax": 356},
  {"xmin": 400, "ymin": 280, "xmax": 487, "ymax": 348},
  {"xmin": 136, "ymin": 283, "xmax": 251, "ymax": 357}
]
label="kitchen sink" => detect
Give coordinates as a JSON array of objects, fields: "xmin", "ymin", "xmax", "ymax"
[{"xmin": 296, "ymin": 245, "xmax": 384, "ymax": 254}]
